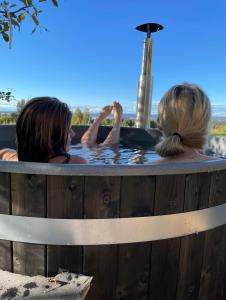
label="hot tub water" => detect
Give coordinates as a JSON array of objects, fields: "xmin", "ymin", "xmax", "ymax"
[{"xmin": 70, "ymin": 144, "xmax": 224, "ymax": 165}]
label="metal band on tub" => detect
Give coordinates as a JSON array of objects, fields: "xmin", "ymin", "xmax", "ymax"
[{"xmin": 0, "ymin": 203, "xmax": 226, "ymax": 245}]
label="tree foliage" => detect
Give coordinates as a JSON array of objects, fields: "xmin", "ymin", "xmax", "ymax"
[
  {"xmin": 0, "ymin": 0, "xmax": 58, "ymax": 48},
  {"xmin": 0, "ymin": 90, "xmax": 14, "ymax": 101},
  {"xmin": 71, "ymin": 108, "xmax": 92, "ymax": 125},
  {"xmin": 0, "ymin": 104, "xmax": 160, "ymax": 130},
  {"xmin": 0, "ymin": 113, "xmax": 16, "ymax": 124}
]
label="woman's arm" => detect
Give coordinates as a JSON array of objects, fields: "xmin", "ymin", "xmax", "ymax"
[
  {"xmin": 81, "ymin": 105, "xmax": 113, "ymax": 147},
  {"xmin": 100, "ymin": 102, "xmax": 122, "ymax": 146},
  {"xmin": 0, "ymin": 148, "xmax": 18, "ymax": 161}
]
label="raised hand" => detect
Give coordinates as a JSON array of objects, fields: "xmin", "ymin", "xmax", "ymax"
[
  {"xmin": 97, "ymin": 105, "xmax": 113, "ymax": 121},
  {"xmin": 112, "ymin": 101, "xmax": 123, "ymax": 122}
]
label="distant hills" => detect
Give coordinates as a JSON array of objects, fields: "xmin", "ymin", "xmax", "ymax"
[{"xmin": 0, "ymin": 104, "xmax": 226, "ymax": 121}]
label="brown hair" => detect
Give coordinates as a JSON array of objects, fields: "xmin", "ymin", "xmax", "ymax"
[
  {"xmin": 16, "ymin": 97, "xmax": 72, "ymax": 162},
  {"xmin": 155, "ymin": 83, "xmax": 211, "ymax": 157}
]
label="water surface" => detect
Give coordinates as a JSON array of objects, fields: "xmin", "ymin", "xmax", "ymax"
[
  {"xmin": 70, "ymin": 144, "xmax": 160, "ymax": 165},
  {"xmin": 70, "ymin": 142, "xmax": 226, "ymax": 165}
]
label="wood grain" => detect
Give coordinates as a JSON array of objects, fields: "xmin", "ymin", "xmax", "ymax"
[
  {"xmin": 11, "ymin": 173, "xmax": 46, "ymax": 276},
  {"xmin": 83, "ymin": 176, "xmax": 120, "ymax": 300},
  {"xmin": 0, "ymin": 172, "xmax": 12, "ymax": 271},
  {"xmin": 47, "ymin": 175, "xmax": 84, "ymax": 276}
]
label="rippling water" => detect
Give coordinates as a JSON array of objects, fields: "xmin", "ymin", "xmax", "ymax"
[
  {"xmin": 70, "ymin": 141, "xmax": 226, "ymax": 164},
  {"xmin": 70, "ymin": 144, "xmax": 160, "ymax": 164}
]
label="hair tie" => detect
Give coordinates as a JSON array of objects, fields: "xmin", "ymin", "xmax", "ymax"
[{"xmin": 172, "ymin": 132, "xmax": 183, "ymax": 142}]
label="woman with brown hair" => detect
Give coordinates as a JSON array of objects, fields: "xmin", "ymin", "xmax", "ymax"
[
  {"xmin": 0, "ymin": 97, "xmax": 122, "ymax": 163},
  {"xmin": 155, "ymin": 83, "xmax": 215, "ymax": 163},
  {"xmin": 0, "ymin": 97, "xmax": 85, "ymax": 163}
]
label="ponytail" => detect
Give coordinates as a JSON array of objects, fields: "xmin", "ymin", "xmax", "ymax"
[{"xmin": 155, "ymin": 134, "xmax": 185, "ymax": 157}]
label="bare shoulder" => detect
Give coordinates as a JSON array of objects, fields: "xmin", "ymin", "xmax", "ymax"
[
  {"xmin": 69, "ymin": 155, "xmax": 87, "ymax": 164},
  {"xmin": 151, "ymin": 157, "xmax": 171, "ymax": 164},
  {"xmin": 49, "ymin": 154, "xmax": 87, "ymax": 164},
  {"xmin": 199, "ymin": 154, "xmax": 221, "ymax": 161},
  {"xmin": 0, "ymin": 148, "xmax": 18, "ymax": 161}
]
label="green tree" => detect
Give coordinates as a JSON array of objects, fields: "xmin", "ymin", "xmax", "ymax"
[
  {"xmin": 71, "ymin": 108, "xmax": 83, "ymax": 125},
  {"xmin": 0, "ymin": 0, "xmax": 58, "ymax": 48},
  {"xmin": 122, "ymin": 119, "xmax": 135, "ymax": 127},
  {"xmin": 150, "ymin": 120, "xmax": 157, "ymax": 128},
  {"xmin": 0, "ymin": 113, "xmax": 16, "ymax": 124},
  {"xmin": 101, "ymin": 118, "xmax": 114, "ymax": 126},
  {"xmin": 71, "ymin": 108, "xmax": 93, "ymax": 125},
  {"xmin": 82, "ymin": 108, "xmax": 92, "ymax": 124},
  {"xmin": 0, "ymin": 90, "xmax": 14, "ymax": 101}
]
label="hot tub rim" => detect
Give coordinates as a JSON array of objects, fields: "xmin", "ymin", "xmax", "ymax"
[{"xmin": 0, "ymin": 159, "xmax": 226, "ymax": 176}]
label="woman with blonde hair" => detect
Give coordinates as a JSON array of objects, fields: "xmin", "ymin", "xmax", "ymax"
[{"xmin": 155, "ymin": 83, "xmax": 215, "ymax": 162}]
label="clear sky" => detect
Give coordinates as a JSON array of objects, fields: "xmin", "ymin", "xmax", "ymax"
[{"xmin": 1, "ymin": 0, "xmax": 226, "ymax": 112}]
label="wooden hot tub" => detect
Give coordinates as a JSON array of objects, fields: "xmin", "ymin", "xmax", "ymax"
[{"xmin": 0, "ymin": 159, "xmax": 226, "ymax": 300}]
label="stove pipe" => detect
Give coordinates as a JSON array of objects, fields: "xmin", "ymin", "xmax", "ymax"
[{"xmin": 135, "ymin": 23, "xmax": 163, "ymax": 128}]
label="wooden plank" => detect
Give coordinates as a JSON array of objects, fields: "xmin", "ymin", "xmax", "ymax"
[
  {"xmin": 116, "ymin": 176, "xmax": 155, "ymax": 300},
  {"xmin": 11, "ymin": 173, "xmax": 46, "ymax": 276},
  {"xmin": 176, "ymin": 172, "xmax": 211, "ymax": 300},
  {"xmin": 47, "ymin": 175, "xmax": 84, "ymax": 276},
  {"xmin": 83, "ymin": 176, "xmax": 120, "ymax": 300},
  {"xmin": 149, "ymin": 174, "xmax": 185, "ymax": 300},
  {"xmin": 199, "ymin": 170, "xmax": 226, "ymax": 300},
  {"xmin": 0, "ymin": 172, "xmax": 12, "ymax": 272}
]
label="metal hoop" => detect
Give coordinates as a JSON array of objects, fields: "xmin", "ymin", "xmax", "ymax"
[{"xmin": 0, "ymin": 203, "xmax": 226, "ymax": 245}]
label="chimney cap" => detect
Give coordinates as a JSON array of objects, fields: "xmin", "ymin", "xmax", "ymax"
[{"xmin": 136, "ymin": 23, "xmax": 163, "ymax": 35}]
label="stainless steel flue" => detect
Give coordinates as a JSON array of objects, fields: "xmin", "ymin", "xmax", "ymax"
[{"xmin": 135, "ymin": 23, "xmax": 163, "ymax": 128}]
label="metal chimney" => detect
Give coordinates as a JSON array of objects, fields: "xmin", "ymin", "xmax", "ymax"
[{"xmin": 135, "ymin": 23, "xmax": 163, "ymax": 128}]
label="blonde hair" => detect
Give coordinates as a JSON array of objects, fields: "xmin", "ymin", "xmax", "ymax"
[{"xmin": 155, "ymin": 83, "xmax": 211, "ymax": 157}]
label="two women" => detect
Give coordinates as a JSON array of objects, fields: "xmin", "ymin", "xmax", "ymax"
[{"xmin": 0, "ymin": 83, "xmax": 216, "ymax": 164}]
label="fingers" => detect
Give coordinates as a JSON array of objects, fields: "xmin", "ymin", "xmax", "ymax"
[
  {"xmin": 113, "ymin": 101, "xmax": 121, "ymax": 107},
  {"xmin": 101, "ymin": 102, "xmax": 122, "ymax": 113},
  {"xmin": 101, "ymin": 105, "xmax": 113, "ymax": 111},
  {"xmin": 112, "ymin": 101, "xmax": 122, "ymax": 111},
  {"xmin": 113, "ymin": 100, "xmax": 119, "ymax": 106}
]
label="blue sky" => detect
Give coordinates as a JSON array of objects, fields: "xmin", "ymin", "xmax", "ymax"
[{"xmin": 1, "ymin": 0, "xmax": 226, "ymax": 112}]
